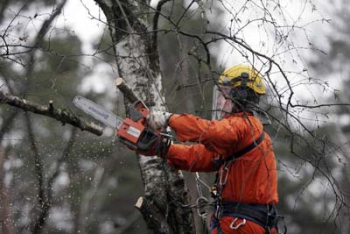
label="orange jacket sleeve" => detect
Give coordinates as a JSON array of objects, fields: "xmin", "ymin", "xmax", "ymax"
[
  {"xmin": 166, "ymin": 143, "xmax": 220, "ymax": 172},
  {"xmin": 168, "ymin": 113, "xmax": 253, "ymax": 156}
]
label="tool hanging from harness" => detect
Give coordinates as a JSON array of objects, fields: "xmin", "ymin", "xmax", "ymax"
[{"xmin": 210, "ymin": 131, "xmax": 287, "ymax": 234}]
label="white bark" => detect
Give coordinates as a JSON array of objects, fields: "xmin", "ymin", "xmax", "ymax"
[{"xmin": 116, "ymin": 35, "xmax": 166, "ymax": 110}]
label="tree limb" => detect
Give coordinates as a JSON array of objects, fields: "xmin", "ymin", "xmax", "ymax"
[
  {"xmin": 115, "ymin": 77, "xmax": 140, "ymax": 103},
  {"xmin": 151, "ymin": 0, "xmax": 172, "ymax": 58},
  {"xmin": 0, "ymin": 91, "xmax": 103, "ymax": 136}
]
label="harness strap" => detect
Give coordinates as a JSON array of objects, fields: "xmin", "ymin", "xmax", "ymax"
[
  {"xmin": 213, "ymin": 131, "xmax": 265, "ymax": 184},
  {"xmin": 221, "ymin": 202, "xmax": 278, "ymax": 228},
  {"xmin": 224, "ymin": 132, "xmax": 265, "ymax": 163}
]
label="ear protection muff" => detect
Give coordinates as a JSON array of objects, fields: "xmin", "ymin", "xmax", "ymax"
[{"xmin": 231, "ymin": 72, "xmax": 249, "ymax": 100}]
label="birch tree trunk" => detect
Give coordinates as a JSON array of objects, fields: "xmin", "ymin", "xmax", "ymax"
[{"xmin": 94, "ymin": 1, "xmax": 195, "ymax": 233}]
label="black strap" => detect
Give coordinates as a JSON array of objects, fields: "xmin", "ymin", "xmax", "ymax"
[
  {"xmin": 221, "ymin": 201, "xmax": 278, "ymax": 228},
  {"xmin": 223, "ymin": 132, "xmax": 265, "ymax": 163},
  {"xmin": 212, "ymin": 131, "xmax": 266, "ymax": 183}
]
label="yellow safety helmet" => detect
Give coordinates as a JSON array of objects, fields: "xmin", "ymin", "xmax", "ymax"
[{"xmin": 218, "ymin": 64, "xmax": 266, "ymax": 95}]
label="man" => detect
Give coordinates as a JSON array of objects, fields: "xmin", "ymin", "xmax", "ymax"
[{"xmin": 145, "ymin": 64, "xmax": 279, "ymax": 233}]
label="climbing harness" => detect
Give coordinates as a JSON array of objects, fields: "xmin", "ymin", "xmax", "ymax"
[
  {"xmin": 210, "ymin": 131, "xmax": 287, "ymax": 233},
  {"xmin": 220, "ymin": 202, "xmax": 279, "ymax": 228}
]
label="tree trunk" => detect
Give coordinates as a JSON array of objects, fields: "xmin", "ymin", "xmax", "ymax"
[
  {"xmin": 0, "ymin": 111, "xmax": 19, "ymax": 234},
  {"xmin": 94, "ymin": 1, "xmax": 195, "ymax": 233},
  {"xmin": 0, "ymin": 147, "xmax": 14, "ymax": 234}
]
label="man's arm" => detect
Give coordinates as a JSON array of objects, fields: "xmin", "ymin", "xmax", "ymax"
[
  {"xmin": 166, "ymin": 143, "xmax": 220, "ymax": 172},
  {"xmin": 168, "ymin": 114, "xmax": 243, "ymax": 156}
]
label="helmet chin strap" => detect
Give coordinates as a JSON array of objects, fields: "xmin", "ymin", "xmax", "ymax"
[
  {"xmin": 230, "ymin": 88, "xmax": 261, "ymax": 113},
  {"xmin": 230, "ymin": 101, "xmax": 255, "ymax": 114}
]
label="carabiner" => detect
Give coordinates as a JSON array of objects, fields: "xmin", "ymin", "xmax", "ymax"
[
  {"xmin": 230, "ymin": 218, "xmax": 246, "ymax": 230},
  {"xmin": 219, "ymin": 166, "xmax": 229, "ymax": 186},
  {"xmin": 196, "ymin": 196, "xmax": 209, "ymax": 218}
]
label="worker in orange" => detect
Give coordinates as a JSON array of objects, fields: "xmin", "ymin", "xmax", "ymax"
[{"xmin": 146, "ymin": 64, "xmax": 280, "ymax": 234}]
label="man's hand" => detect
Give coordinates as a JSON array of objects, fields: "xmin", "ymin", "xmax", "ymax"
[
  {"xmin": 147, "ymin": 111, "xmax": 172, "ymax": 131},
  {"xmin": 137, "ymin": 136, "xmax": 171, "ymax": 157}
]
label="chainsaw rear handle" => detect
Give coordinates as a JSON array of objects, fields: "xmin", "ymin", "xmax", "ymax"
[
  {"xmin": 118, "ymin": 128, "xmax": 158, "ymax": 152},
  {"xmin": 136, "ymin": 128, "xmax": 159, "ymax": 151}
]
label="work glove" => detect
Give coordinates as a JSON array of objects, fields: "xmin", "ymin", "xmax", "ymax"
[
  {"xmin": 147, "ymin": 110, "xmax": 172, "ymax": 131},
  {"xmin": 137, "ymin": 136, "xmax": 171, "ymax": 158}
]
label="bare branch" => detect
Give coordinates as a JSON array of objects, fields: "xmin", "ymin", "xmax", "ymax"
[
  {"xmin": 0, "ymin": 91, "xmax": 103, "ymax": 136},
  {"xmin": 115, "ymin": 77, "xmax": 140, "ymax": 103},
  {"xmin": 152, "ymin": 0, "xmax": 172, "ymax": 57}
]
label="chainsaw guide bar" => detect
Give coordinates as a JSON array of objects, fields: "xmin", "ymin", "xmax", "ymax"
[{"xmin": 73, "ymin": 95, "xmax": 123, "ymax": 130}]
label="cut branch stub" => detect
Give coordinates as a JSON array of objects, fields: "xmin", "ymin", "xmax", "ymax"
[
  {"xmin": 135, "ymin": 196, "xmax": 171, "ymax": 233},
  {"xmin": 115, "ymin": 77, "xmax": 139, "ymax": 103}
]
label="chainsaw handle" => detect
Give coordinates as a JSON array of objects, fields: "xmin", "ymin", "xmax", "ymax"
[
  {"xmin": 117, "ymin": 129, "xmax": 157, "ymax": 152},
  {"xmin": 136, "ymin": 128, "xmax": 158, "ymax": 151}
]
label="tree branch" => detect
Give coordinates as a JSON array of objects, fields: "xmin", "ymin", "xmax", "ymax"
[
  {"xmin": 152, "ymin": 0, "xmax": 172, "ymax": 55},
  {"xmin": 115, "ymin": 77, "xmax": 140, "ymax": 103},
  {"xmin": 0, "ymin": 91, "xmax": 103, "ymax": 136}
]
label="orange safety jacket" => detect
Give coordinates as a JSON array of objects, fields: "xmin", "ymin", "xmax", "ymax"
[{"xmin": 166, "ymin": 112, "xmax": 278, "ymax": 233}]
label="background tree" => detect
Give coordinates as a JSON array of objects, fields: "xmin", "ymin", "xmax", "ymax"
[{"xmin": 306, "ymin": 0, "xmax": 350, "ymax": 233}]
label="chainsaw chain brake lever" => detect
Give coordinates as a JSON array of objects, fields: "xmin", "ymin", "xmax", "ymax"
[
  {"xmin": 128, "ymin": 106, "xmax": 144, "ymax": 122},
  {"xmin": 128, "ymin": 101, "xmax": 149, "ymax": 122}
]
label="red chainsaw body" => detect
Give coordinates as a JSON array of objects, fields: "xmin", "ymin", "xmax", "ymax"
[
  {"xmin": 117, "ymin": 118, "xmax": 145, "ymax": 148},
  {"xmin": 115, "ymin": 101, "xmax": 157, "ymax": 151}
]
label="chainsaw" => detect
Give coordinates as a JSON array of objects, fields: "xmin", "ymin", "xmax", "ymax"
[{"xmin": 73, "ymin": 95, "xmax": 162, "ymax": 152}]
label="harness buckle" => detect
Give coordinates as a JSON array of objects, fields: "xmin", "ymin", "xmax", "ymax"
[{"xmin": 210, "ymin": 185, "xmax": 219, "ymax": 199}]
